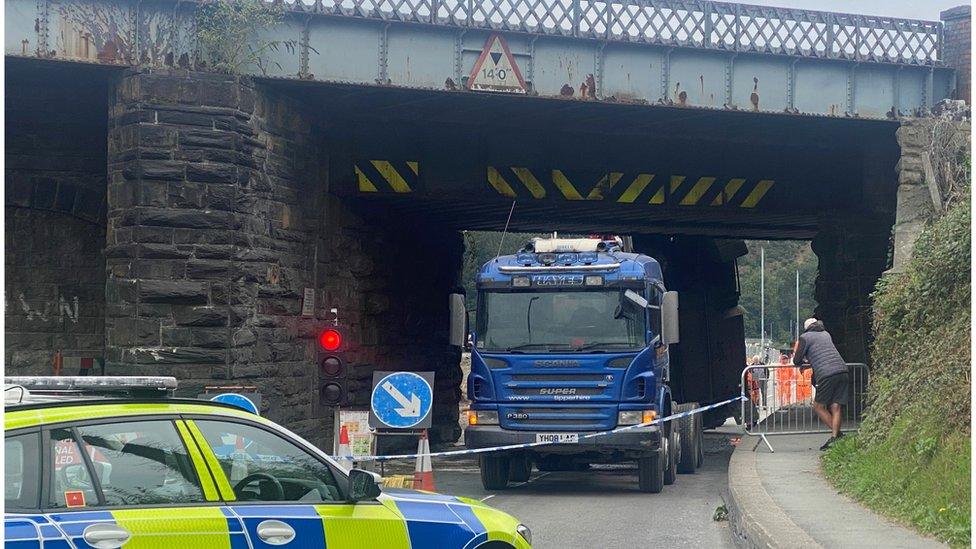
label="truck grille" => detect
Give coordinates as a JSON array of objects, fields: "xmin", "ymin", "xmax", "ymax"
[
  {"xmin": 502, "ymin": 372, "xmax": 615, "ymax": 400},
  {"xmin": 511, "ymin": 387, "xmax": 604, "ymax": 396},
  {"xmin": 499, "ymin": 405, "xmax": 616, "ymax": 431}
]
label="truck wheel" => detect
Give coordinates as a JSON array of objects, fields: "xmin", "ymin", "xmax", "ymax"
[
  {"xmin": 508, "ymin": 454, "xmax": 531, "ymax": 483},
  {"xmin": 637, "ymin": 453, "xmax": 664, "ymax": 493},
  {"xmin": 695, "ymin": 414, "xmax": 705, "ymax": 468},
  {"xmin": 663, "ymin": 426, "xmax": 677, "ymax": 485},
  {"xmin": 676, "ymin": 402, "xmax": 700, "ymax": 474},
  {"xmin": 480, "ymin": 454, "xmax": 510, "ymax": 490}
]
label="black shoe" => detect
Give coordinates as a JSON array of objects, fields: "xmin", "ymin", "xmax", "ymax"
[{"xmin": 819, "ymin": 437, "xmax": 836, "ymax": 451}]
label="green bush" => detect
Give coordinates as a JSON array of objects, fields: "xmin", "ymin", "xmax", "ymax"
[
  {"xmin": 864, "ymin": 183, "xmax": 971, "ymax": 441},
  {"xmin": 824, "ymin": 179, "xmax": 970, "ymax": 546}
]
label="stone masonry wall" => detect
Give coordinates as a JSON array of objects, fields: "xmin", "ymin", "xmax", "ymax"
[
  {"xmin": 892, "ymin": 115, "xmax": 971, "ymax": 271},
  {"xmin": 318, "ymin": 199, "xmax": 465, "ymax": 444},
  {"xmin": 104, "ymin": 70, "xmax": 464, "ymax": 449},
  {"xmin": 104, "ymin": 71, "xmax": 330, "ymax": 445},
  {"xmin": 812, "ymin": 224, "xmax": 891, "ymax": 364},
  {"xmin": 942, "ymin": 6, "xmax": 971, "ymax": 103},
  {"xmin": 5, "ymin": 68, "xmax": 109, "ymax": 374}
]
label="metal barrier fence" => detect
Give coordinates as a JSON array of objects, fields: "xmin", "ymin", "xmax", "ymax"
[
  {"xmin": 740, "ymin": 363, "xmax": 868, "ymax": 452},
  {"xmin": 279, "ymin": 0, "xmax": 943, "ymax": 65}
]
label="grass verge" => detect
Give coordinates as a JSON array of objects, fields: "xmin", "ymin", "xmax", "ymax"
[{"xmin": 822, "ymin": 414, "xmax": 971, "ymax": 547}]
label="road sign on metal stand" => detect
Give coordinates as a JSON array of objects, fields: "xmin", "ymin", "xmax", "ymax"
[{"xmin": 369, "ymin": 371, "xmax": 434, "ymax": 430}]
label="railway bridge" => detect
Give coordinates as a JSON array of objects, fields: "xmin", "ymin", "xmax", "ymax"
[{"xmin": 5, "ymin": 0, "xmax": 971, "ymax": 444}]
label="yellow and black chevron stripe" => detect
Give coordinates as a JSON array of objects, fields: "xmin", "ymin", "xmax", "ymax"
[
  {"xmin": 356, "ymin": 160, "xmax": 419, "ymax": 193},
  {"xmin": 487, "ymin": 166, "xmax": 773, "ymax": 208}
]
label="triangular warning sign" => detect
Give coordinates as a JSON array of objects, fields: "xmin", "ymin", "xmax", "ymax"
[{"xmin": 468, "ymin": 34, "xmax": 527, "ymax": 94}]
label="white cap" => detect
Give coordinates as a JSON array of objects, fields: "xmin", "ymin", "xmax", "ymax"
[{"xmin": 803, "ymin": 318, "xmax": 818, "ymax": 330}]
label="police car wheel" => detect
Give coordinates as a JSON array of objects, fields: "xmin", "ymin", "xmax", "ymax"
[
  {"xmin": 480, "ymin": 454, "xmax": 511, "ymax": 490},
  {"xmin": 637, "ymin": 453, "xmax": 664, "ymax": 493},
  {"xmin": 508, "ymin": 454, "xmax": 532, "ymax": 482},
  {"xmin": 676, "ymin": 402, "xmax": 699, "ymax": 474}
]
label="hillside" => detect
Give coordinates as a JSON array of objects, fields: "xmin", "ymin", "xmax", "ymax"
[{"xmin": 822, "ymin": 185, "xmax": 971, "ymax": 547}]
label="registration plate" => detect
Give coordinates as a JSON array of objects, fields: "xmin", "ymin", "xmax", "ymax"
[{"xmin": 535, "ymin": 433, "xmax": 579, "ymax": 444}]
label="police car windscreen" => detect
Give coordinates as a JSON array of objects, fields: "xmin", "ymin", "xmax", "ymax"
[{"xmin": 477, "ymin": 290, "xmax": 646, "ymax": 353}]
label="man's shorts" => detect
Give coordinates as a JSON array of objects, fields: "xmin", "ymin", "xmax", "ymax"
[{"xmin": 814, "ymin": 372, "xmax": 849, "ymax": 405}]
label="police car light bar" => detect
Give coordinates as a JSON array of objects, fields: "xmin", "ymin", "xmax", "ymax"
[{"xmin": 4, "ymin": 376, "xmax": 178, "ymax": 393}]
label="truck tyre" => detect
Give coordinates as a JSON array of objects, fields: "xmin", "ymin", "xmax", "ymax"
[
  {"xmin": 695, "ymin": 413, "xmax": 705, "ymax": 468},
  {"xmin": 480, "ymin": 454, "xmax": 510, "ymax": 490},
  {"xmin": 676, "ymin": 402, "xmax": 700, "ymax": 474},
  {"xmin": 637, "ymin": 453, "xmax": 664, "ymax": 493},
  {"xmin": 508, "ymin": 454, "xmax": 531, "ymax": 483},
  {"xmin": 663, "ymin": 425, "xmax": 677, "ymax": 485}
]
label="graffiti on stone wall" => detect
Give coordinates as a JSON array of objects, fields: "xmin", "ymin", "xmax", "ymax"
[{"xmin": 17, "ymin": 293, "xmax": 80, "ymax": 323}]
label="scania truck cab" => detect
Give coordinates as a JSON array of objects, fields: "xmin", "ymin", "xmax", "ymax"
[{"xmin": 465, "ymin": 237, "xmax": 703, "ymax": 493}]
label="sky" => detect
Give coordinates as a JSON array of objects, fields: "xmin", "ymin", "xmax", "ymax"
[{"xmin": 741, "ymin": 0, "xmax": 969, "ymax": 21}]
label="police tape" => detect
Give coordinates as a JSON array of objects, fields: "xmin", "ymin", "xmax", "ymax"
[{"xmin": 332, "ymin": 395, "xmax": 747, "ymax": 462}]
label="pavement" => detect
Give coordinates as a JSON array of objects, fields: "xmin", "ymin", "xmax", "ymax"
[
  {"xmin": 380, "ymin": 427, "xmax": 740, "ymax": 548},
  {"xmin": 728, "ymin": 432, "xmax": 948, "ymax": 549}
]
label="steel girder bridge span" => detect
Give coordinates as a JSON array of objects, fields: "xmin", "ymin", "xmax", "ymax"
[{"xmin": 5, "ymin": 0, "xmax": 955, "ymax": 119}]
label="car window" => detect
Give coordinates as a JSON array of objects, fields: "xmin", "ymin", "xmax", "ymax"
[
  {"xmin": 5, "ymin": 433, "xmax": 40, "ymax": 510},
  {"xmin": 49, "ymin": 428, "xmax": 99, "ymax": 509},
  {"xmin": 75, "ymin": 420, "xmax": 206, "ymax": 506},
  {"xmin": 194, "ymin": 420, "xmax": 343, "ymax": 503}
]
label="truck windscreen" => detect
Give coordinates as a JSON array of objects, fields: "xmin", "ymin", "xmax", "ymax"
[{"xmin": 477, "ymin": 289, "xmax": 647, "ymax": 353}]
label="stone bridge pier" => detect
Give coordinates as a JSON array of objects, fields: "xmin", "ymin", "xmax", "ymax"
[
  {"xmin": 4, "ymin": 67, "xmax": 465, "ymax": 448},
  {"xmin": 102, "ymin": 70, "xmax": 466, "ymax": 446}
]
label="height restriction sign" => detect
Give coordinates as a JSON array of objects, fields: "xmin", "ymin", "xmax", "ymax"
[{"xmin": 468, "ymin": 34, "xmax": 527, "ymax": 93}]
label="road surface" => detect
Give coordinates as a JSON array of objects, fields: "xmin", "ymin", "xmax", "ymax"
[{"xmin": 423, "ymin": 426, "xmax": 741, "ymax": 548}]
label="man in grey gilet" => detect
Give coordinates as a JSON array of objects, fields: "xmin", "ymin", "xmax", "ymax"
[{"xmin": 793, "ymin": 318, "xmax": 849, "ymax": 450}]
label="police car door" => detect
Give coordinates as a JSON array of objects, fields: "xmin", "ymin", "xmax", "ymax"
[
  {"xmin": 185, "ymin": 417, "xmax": 410, "ymax": 548},
  {"xmin": 41, "ymin": 419, "xmax": 247, "ymax": 549}
]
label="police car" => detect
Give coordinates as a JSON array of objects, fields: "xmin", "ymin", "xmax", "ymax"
[{"xmin": 4, "ymin": 376, "xmax": 531, "ymax": 548}]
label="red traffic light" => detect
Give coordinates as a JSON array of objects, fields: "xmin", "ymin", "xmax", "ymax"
[{"xmin": 319, "ymin": 329, "xmax": 342, "ymax": 351}]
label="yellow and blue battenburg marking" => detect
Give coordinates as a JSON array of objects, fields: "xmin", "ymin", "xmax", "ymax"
[
  {"xmin": 486, "ymin": 166, "xmax": 774, "ymax": 208},
  {"xmin": 5, "ymin": 494, "xmax": 527, "ymax": 549},
  {"xmin": 4, "ymin": 509, "xmax": 249, "ymax": 549}
]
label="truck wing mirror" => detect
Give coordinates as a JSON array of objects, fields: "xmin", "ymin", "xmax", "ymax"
[{"xmin": 662, "ymin": 291, "xmax": 680, "ymax": 344}]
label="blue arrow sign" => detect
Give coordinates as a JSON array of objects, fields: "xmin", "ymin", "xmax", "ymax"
[{"xmin": 370, "ymin": 372, "xmax": 434, "ymax": 429}]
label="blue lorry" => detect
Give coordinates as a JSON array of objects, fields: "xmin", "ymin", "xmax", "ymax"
[{"xmin": 464, "ymin": 236, "xmax": 742, "ymax": 492}]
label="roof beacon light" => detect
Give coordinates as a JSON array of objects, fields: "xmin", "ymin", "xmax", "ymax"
[
  {"xmin": 533, "ymin": 238, "xmax": 602, "ymax": 253},
  {"xmin": 3, "ymin": 376, "xmax": 178, "ymax": 394}
]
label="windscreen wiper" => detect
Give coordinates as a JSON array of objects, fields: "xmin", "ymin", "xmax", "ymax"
[
  {"xmin": 572, "ymin": 342, "xmax": 637, "ymax": 352},
  {"xmin": 505, "ymin": 343, "xmax": 555, "ymax": 352}
]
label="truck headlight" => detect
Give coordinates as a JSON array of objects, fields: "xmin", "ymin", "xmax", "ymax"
[
  {"xmin": 467, "ymin": 410, "xmax": 499, "ymax": 425},
  {"xmin": 584, "ymin": 275, "xmax": 603, "ymax": 286},
  {"xmin": 618, "ymin": 410, "xmax": 656, "ymax": 425},
  {"xmin": 517, "ymin": 524, "xmax": 532, "ymax": 545}
]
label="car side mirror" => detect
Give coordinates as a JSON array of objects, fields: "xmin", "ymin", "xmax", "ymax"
[
  {"xmin": 662, "ymin": 291, "xmax": 680, "ymax": 344},
  {"xmin": 347, "ymin": 469, "xmax": 382, "ymax": 502}
]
